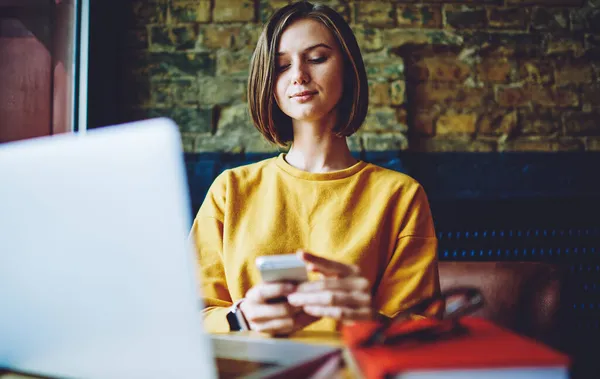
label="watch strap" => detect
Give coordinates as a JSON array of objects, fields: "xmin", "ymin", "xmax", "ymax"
[{"xmin": 227, "ymin": 298, "xmax": 249, "ymax": 331}]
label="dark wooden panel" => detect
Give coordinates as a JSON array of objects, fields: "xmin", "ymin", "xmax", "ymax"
[{"xmin": 0, "ymin": 16, "xmax": 52, "ymax": 143}]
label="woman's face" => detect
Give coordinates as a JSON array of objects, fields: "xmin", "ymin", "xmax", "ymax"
[{"xmin": 274, "ymin": 18, "xmax": 344, "ymax": 124}]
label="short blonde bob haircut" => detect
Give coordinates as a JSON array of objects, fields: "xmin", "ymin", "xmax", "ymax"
[{"xmin": 248, "ymin": 1, "xmax": 369, "ymax": 146}]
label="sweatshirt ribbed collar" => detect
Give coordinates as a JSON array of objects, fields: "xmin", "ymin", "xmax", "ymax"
[{"xmin": 274, "ymin": 153, "xmax": 367, "ymax": 181}]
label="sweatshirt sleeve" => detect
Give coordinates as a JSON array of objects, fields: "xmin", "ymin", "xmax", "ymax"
[
  {"xmin": 373, "ymin": 183, "xmax": 441, "ymax": 318},
  {"xmin": 189, "ymin": 171, "xmax": 232, "ymax": 333}
]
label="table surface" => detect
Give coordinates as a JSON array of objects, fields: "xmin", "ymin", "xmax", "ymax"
[{"xmin": 0, "ymin": 331, "xmax": 352, "ymax": 379}]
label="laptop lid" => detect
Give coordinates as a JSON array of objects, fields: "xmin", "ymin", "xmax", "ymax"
[{"xmin": 0, "ymin": 119, "xmax": 217, "ymax": 379}]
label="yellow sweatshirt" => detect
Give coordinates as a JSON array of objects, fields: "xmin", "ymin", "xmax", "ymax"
[{"xmin": 190, "ymin": 154, "xmax": 440, "ymax": 333}]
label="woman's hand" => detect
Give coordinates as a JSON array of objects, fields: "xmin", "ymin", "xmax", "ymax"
[
  {"xmin": 287, "ymin": 251, "xmax": 373, "ymax": 322},
  {"xmin": 239, "ymin": 282, "xmax": 316, "ymax": 335}
]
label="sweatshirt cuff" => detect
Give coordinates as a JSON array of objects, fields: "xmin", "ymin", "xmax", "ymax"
[{"xmin": 202, "ymin": 306, "xmax": 232, "ymax": 333}]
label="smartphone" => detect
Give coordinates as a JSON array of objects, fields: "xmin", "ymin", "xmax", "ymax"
[{"xmin": 255, "ymin": 254, "xmax": 308, "ymax": 283}]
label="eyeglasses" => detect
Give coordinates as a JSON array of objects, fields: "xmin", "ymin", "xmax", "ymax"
[{"xmin": 360, "ymin": 287, "xmax": 485, "ymax": 347}]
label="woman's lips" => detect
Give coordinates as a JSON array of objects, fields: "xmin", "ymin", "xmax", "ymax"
[{"xmin": 291, "ymin": 91, "xmax": 317, "ymax": 103}]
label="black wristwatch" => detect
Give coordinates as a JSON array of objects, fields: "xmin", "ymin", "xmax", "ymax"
[{"xmin": 226, "ymin": 299, "xmax": 249, "ymax": 331}]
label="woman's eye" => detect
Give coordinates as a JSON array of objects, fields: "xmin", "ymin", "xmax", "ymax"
[
  {"xmin": 276, "ymin": 64, "xmax": 290, "ymax": 72},
  {"xmin": 309, "ymin": 57, "xmax": 327, "ymax": 63}
]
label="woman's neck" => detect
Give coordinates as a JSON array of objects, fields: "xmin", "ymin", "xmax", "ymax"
[{"xmin": 285, "ymin": 118, "xmax": 358, "ymax": 173}]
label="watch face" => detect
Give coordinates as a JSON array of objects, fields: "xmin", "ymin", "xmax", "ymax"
[{"xmin": 226, "ymin": 310, "xmax": 241, "ymax": 331}]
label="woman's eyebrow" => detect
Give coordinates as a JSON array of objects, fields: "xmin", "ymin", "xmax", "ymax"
[{"xmin": 276, "ymin": 43, "xmax": 333, "ymax": 56}]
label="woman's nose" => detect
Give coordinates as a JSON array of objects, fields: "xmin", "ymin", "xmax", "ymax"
[{"xmin": 291, "ymin": 63, "xmax": 310, "ymax": 85}]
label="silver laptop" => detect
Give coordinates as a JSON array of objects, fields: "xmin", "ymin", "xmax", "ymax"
[{"xmin": 0, "ymin": 119, "xmax": 338, "ymax": 379}]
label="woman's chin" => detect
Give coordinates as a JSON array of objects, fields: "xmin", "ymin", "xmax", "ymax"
[{"xmin": 289, "ymin": 109, "xmax": 332, "ymax": 123}]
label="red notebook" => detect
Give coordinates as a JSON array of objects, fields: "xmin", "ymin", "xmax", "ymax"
[{"xmin": 342, "ymin": 316, "xmax": 570, "ymax": 379}]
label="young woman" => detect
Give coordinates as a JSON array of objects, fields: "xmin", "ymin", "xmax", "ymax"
[{"xmin": 190, "ymin": 1, "xmax": 440, "ymax": 336}]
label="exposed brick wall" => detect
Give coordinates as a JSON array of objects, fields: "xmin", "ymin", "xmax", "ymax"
[{"xmin": 122, "ymin": 0, "xmax": 600, "ymax": 153}]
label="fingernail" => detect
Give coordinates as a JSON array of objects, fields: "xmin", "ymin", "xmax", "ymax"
[{"xmin": 287, "ymin": 294, "xmax": 299, "ymax": 305}]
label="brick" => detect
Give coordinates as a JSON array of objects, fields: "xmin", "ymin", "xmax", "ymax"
[
  {"xmin": 464, "ymin": 32, "xmax": 544, "ymax": 57},
  {"xmin": 390, "ymin": 80, "xmax": 406, "ymax": 105},
  {"xmin": 149, "ymin": 25, "xmax": 197, "ymax": 51},
  {"xmin": 216, "ymin": 49, "xmax": 253, "ymax": 77},
  {"xmin": 215, "ymin": 103, "xmax": 254, "ymax": 138},
  {"xmin": 396, "ymin": 5, "xmax": 442, "ymax": 29},
  {"xmin": 587, "ymin": 9, "xmax": 600, "ymax": 34},
  {"xmin": 531, "ymin": 8, "xmax": 569, "ymax": 31},
  {"xmin": 408, "ymin": 54, "xmax": 471, "ymax": 82},
  {"xmin": 145, "ymin": 106, "xmax": 212, "ymax": 134},
  {"xmin": 570, "ymin": 8, "xmax": 588, "ymax": 32},
  {"xmin": 436, "ymin": 111, "xmax": 477, "ymax": 135},
  {"xmin": 479, "ymin": 110, "xmax": 518, "ymax": 136},
  {"xmin": 362, "ymin": 133, "xmax": 408, "ymax": 151},
  {"xmin": 590, "ymin": 0, "xmax": 600, "ymax": 8},
  {"xmin": 498, "ymin": 137, "xmax": 584, "ymax": 152},
  {"xmin": 584, "ymin": 34, "xmax": 600, "ymax": 59},
  {"xmin": 361, "ymin": 106, "xmax": 408, "ymax": 132},
  {"xmin": 552, "ymin": 138, "xmax": 585, "ymax": 151},
  {"xmin": 363, "ymin": 52, "xmax": 404, "ymax": 80},
  {"xmin": 582, "ymin": 83, "xmax": 600, "ymax": 107},
  {"xmin": 150, "ymin": 78, "xmax": 198, "ymax": 106},
  {"xmin": 355, "ymin": 2, "xmax": 395, "ymax": 27},
  {"xmin": 259, "ymin": 0, "xmax": 290, "ymax": 23},
  {"xmin": 496, "ymin": 85, "xmax": 531, "ymax": 107},
  {"xmin": 128, "ymin": 0, "xmax": 167, "ymax": 28},
  {"xmin": 382, "ymin": 29, "xmax": 463, "ymax": 48},
  {"xmin": 587, "ymin": 137, "xmax": 600, "ymax": 151},
  {"xmin": 546, "ymin": 35, "xmax": 586, "ymax": 57},
  {"xmin": 506, "ymin": 0, "xmax": 584, "ymax": 5},
  {"xmin": 245, "ymin": 135, "xmax": 281, "ymax": 153},
  {"xmin": 347, "ymin": 135, "xmax": 362, "ymax": 153},
  {"xmin": 487, "ymin": 7, "xmax": 530, "ymax": 30},
  {"xmin": 368, "ymin": 81, "xmax": 391, "ymax": 105},
  {"xmin": 554, "ymin": 60, "xmax": 594, "ymax": 85},
  {"xmin": 415, "ymin": 82, "xmax": 488, "ymax": 108},
  {"xmin": 530, "ymin": 85, "xmax": 579, "ymax": 108},
  {"xmin": 140, "ymin": 52, "xmax": 215, "ymax": 79},
  {"xmin": 571, "ymin": 8, "xmax": 600, "ymax": 34},
  {"xmin": 169, "ymin": 0, "xmax": 211, "ymax": 23},
  {"xmin": 445, "ymin": 5, "xmax": 487, "ymax": 30},
  {"xmin": 354, "ymin": 26, "xmax": 384, "ymax": 52},
  {"xmin": 313, "ymin": 0, "xmax": 352, "ymax": 23},
  {"xmin": 195, "ymin": 135, "xmax": 244, "ymax": 153},
  {"xmin": 214, "ymin": 0, "xmax": 255, "ymax": 23},
  {"xmin": 198, "ymin": 25, "xmax": 239, "ymax": 50},
  {"xmin": 396, "ymin": 107, "xmax": 408, "ymax": 125},
  {"xmin": 499, "ymin": 138, "xmax": 553, "ymax": 152},
  {"xmin": 196, "ymin": 132, "xmax": 280, "ymax": 153},
  {"xmin": 413, "ymin": 110, "xmax": 438, "ymax": 136},
  {"xmin": 519, "ymin": 109, "xmax": 561, "ymax": 135},
  {"xmin": 477, "ymin": 57, "xmax": 512, "ymax": 83},
  {"xmin": 519, "ymin": 60, "xmax": 554, "ymax": 84},
  {"xmin": 197, "ymin": 76, "xmax": 246, "ymax": 105},
  {"xmin": 180, "ymin": 133, "xmax": 196, "ymax": 152},
  {"xmin": 410, "ymin": 137, "xmax": 495, "ymax": 153},
  {"xmin": 233, "ymin": 25, "xmax": 261, "ymax": 51},
  {"xmin": 594, "ymin": 61, "xmax": 600, "ymax": 82},
  {"xmin": 563, "ymin": 111, "xmax": 600, "ymax": 135}
]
